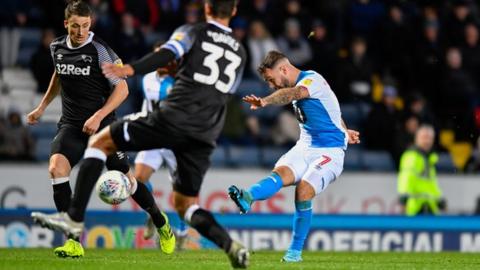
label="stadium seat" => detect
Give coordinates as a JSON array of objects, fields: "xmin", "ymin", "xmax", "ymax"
[
  {"xmin": 344, "ymin": 146, "xmax": 362, "ymax": 171},
  {"xmin": 210, "ymin": 146, "xmax": 227, "ymax": 167},
  {"xmin": 34, "ymin": 138, "xmax": 52, "ymax": 161},
  {"xmin": 17, "ymin": 28, "xmax": 42, "ymax": 67},
  {"xmin": 361, "ymin": 150, "xmax": 395, "ymax": 171},
  {"xmin": 226, "ymin": 146, "xmax": 260, "ymax": 167},
  {"xmin": 437, "ymin": 152, "xmax": 456, "ymax": 173}
]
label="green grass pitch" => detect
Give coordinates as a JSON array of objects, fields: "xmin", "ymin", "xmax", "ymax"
[{"xmin": 1, "ymin": 249, "xmax": 480, "ymax": 270}]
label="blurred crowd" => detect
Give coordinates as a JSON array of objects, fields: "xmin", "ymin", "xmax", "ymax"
[{"xmin": 1, "ymin": 0, "xmax": 480, "ymax": 171}]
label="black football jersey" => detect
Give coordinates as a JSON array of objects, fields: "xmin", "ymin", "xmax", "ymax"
[
  {"xmin": 50, "ymin": 32, "xmax": 123, "ymax": 128},
  {"xmin": 159, "ymin": 21, "xmax": 247, "ymax": 145}
]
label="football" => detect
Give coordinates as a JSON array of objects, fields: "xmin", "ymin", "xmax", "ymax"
[{"xmin": 95, "ymin": 170, "xmax": 132, "ymax": 205}]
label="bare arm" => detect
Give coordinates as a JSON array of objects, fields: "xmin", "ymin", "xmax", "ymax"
[
  {"xmin": 243, "ymin": 86, "xmax": 310, "ymax": 109},
  {"xmin": 27, "ymin": 71, "xmax": 60, "ymax": 124},
  {"xmin": 82, "ymin": 80, "xmax": 129, "ymax": 135}
]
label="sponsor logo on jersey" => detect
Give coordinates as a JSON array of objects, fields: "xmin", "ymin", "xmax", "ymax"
[
  {"xmin": 302, "ymin": 79, "xmax": 313, "ymax": 86},
  {"xmin": 81, "ymin": 54, "xmax": 93, "ymax": 63},
  {"xmin": 56, "ymin": 63, "xmax": 91, "ymax": 75},
  {"xmin": 172, "ymin": 32, "xmax": 185, "ymax": 41}
]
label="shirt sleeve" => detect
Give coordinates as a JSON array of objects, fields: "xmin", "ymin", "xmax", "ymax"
[
  {"xmin": 92, "ymin": 40, "xmax": 123, "ymax": 86},
  {"xmin": 161, "ymin": 24, "xmax": 196, "ymax": 59},
  {"xmin": 296, "ymin": 74, "xmax": 330, "ymax": 99}
]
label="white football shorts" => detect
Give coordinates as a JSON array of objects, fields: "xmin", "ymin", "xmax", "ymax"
[
  {"xmin": 134, "ymin": 148, "xmax": 177, "ymax": 181},
  {"xmin": 275, "ymin": 143, "xmax": 344, "ymax": 195}
]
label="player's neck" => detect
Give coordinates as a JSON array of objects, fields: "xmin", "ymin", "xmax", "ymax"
[{"xmin": 207, "ymin": 16, "xmax": 230, "ymax": 29}]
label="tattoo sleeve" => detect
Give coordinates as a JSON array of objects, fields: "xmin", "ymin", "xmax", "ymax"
[{"xmin": 263, "ymin": 86, "xmax": 308, "ymax": 106}]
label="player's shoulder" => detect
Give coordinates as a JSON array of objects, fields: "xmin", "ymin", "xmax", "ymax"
[
  {"xmin": 297, "ymin": 70, "xmax": 322, "ymax": 86},
  {"xmin": 91, "ymin": 34, "xmax": 113, "ymax": 50},
  {"xmin": 50, "ymin": 35, "xmax": 67, "ymax": 49}
]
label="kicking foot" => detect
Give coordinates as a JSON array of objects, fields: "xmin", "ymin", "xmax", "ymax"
[{"xmin": 228, "ymin": 185, "xmax": 252, "ymax": 214}]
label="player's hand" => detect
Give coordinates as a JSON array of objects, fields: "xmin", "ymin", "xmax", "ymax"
[
  {"xmin": 347, "ymin": 129, "xmax": 360, "ymax": 144},
  {"xmin": 243, "ymin": 94, "xmax": 266, "ymax": 110},
  {"xmin": 27, "ymin": 107, "xmax": 44, "ymax": 125},
  {"xmin": 102, "ymin": 63, "xmax": 134, "ymax": 79},
  {"xmin": 83, "ymin": 114, "xmax": 102, "ymax": 135}
]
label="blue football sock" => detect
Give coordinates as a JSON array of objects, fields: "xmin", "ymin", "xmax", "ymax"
[
  {"xmin": 289, "ymin": 200, "xmax": 313, "ymax": 252},
  {"xmin": 144, "ymin": 181, "xmax": 153, "ymax": 193},
  {"xmin": 247, "ymin": 172, "xmax": 284, "ymax": 201},
  {"xmin": 178, "ymin": 219, "xmax": 188, "ymax": 236}
]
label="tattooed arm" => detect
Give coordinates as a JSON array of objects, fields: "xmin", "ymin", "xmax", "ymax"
[{"xmin": 243, "ymin": 86, "xmax": 310, "ymax": 110}]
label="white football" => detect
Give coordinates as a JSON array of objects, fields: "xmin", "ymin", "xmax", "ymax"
[{"xmin": 95, "ymin": 170, "xmax": 132, "ymax": 205}]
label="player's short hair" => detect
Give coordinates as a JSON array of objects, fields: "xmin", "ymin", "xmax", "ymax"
[
  {"xmin": 65, "ymin": 0, "xmax": 92, "ymax": 19},
  {"xmin": 257, "ymin": 50, "xmax": 287, "ymax": 76},
  {"xmin": 204, "ymin": 0, "xmax": 238, "ymax": 19}
]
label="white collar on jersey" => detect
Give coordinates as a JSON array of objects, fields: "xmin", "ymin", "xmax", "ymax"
[
  {"xmin": 66, "ymin": 31, "xmax": 95, "ymax": 49},
  {"xmin": 207, "ymin": 20, "xmax": 232, "ymax": 32}
]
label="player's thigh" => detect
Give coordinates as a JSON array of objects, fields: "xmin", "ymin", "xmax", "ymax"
[
  {"xmin": 109, "ymin": 115, "xmax": 180, "ymax": 152},
  {"xmin": 274, "ymin": 144, "xmax": 309, "ymax": 184},
  {"xmin": 134, "ymin": 163, "xmax": 155, "ymax": 183},
  {"xmin": 172, "ymin": 142, "xmax": 214, "ymax": 198},
  {"xmin": 50, "ymin": 126, "xmax": 88, "ymax": 169},
  {"xmin": 302, "ymin": 148, "xmax": 344, "ymax": 195}
]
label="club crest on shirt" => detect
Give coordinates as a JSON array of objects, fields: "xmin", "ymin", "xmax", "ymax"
[{"xmin": 81, "ymin": 54, "xmax": 93, "ymax": 63}]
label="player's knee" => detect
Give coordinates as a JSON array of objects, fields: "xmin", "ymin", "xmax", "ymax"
[
  {"xmin": 273, "ymin": 166, "xmax": 295, "ymax": 186},
  {"xmin": 48, "ymin": 163, "xmax": 69, "ymax": 178},
  {"xmin": 295, "ymin": 180, "xmax": 315, "ymax": 201}
]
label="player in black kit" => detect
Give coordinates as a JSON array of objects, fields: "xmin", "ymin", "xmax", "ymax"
[
  {"xmin": 29, "ymin": 0, "xmax": 175, "ymax": 257},
  {"xmin": 32, "ymin": 0, "xmax": 249, "ymax": 267}
]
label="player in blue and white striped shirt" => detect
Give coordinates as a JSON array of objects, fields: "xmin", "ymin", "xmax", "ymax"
[{"xmin": 229, "ymin": 51, "xmax": 360, "ymax": 262}]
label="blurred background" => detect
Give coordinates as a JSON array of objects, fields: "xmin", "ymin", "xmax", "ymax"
[{"xmin": 1, "ymin": 0, "xmax": 480, "ymax": 251}]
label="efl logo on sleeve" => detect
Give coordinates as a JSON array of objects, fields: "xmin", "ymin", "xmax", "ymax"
[{"xmin": 302, "ymin": 79, "xmax": 313, "ymax": 86}]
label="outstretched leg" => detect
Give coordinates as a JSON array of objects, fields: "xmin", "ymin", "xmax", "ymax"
[{"xmin": 229, "ymin": 166, "xmax": 295, "ymax": 213}]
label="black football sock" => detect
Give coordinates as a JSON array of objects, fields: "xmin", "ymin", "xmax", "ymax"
[
  {"xmin": 131, "ymin": 181, "xmax": 166, "ymax": 228},
  {"xmin": 52, "ymin": 179, "xmax": 72, "ymax": 212},
  {"xmin": 189, "ymin": 208, "xmax": 232, "ymax": 252},
  {"xmin": 68, "ymin": 157, "xmax": 105, "ymax": 223}
]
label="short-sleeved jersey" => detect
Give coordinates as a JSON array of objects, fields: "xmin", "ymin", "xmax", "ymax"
[
  {"xmin": 140, "ymin": 72, "xmax": 174, "ymax": 113},
  {"xmin": 292, "ymin": 70, "xmax": 348, "ymax": 149},
  {"xmin": 50, "ymin": 32, "xmax": 123, "ymax": 128},
  {"xmin": 159, "ymin": 21, "xmax": 247, "ymax": 145}
]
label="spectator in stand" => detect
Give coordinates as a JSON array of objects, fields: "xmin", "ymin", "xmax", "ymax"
[
  {"xmin": 364, "ymin": 85, "xmax": 401, "ymax": 160},
  {"xmin": 347, "ymin": 0, "xmax": 385, "ymax": 53},
  {"xmin": 307, "ymin": 19, "xmax": 337, "ymax": 82},
  {"xmin": 405, "ymin": 92, "xmax": 436, "ymax": 126},
  {"xmin": 30, "ymin": 28, "xmax": 55, "ymax": 94},
  {"xmin": 231, "ymin": 17, "xmax": 251, "ymax": 77},
  {"xmin": 114, "ymin": 13, "xmax": 147, "ymax": 62},
  {"xmin": 282, "ymin": 0, "xmax": 311, "ymax": 36},
  {"xmin": 111, "ymin": 0, "xmax": 159, "ymax": 33},
  {"xmin": 89, "ymin": 0, "xmax": 115, "ymax": 44},
  {"xmin": 184, "ymin": 2, "xmax": 202, "ymax": 25},
  {"xmin": 441, "ymin": 47, "xmax": 478, "ymax": 142},
  {"xmin": 240, "ymin": 0, "xmax": 279, "ymax": 36},
  {"xmin": 247, "ymin": 20, "xmax": 278, "ymax": 79},
  {"xmin": 465, "ymin": 137, "xmax": 480, "ymax": 173},
  {"xmin": 0, "ymin": 0, "xmax": 28, "ymax": 67},
  {"xmin": 394, "ymin": 113, "xmax": 420, "ymax": 167},
  {"xmin": 414, "ymin": 20, "xmax": 444, "ymax": 113},
  {"xmin": 0, "ymin": 108, "xmax": 34, "ymax": 161},
  {"xmin": 337, "ymin": 36, "xmax": 375, "ymax": 102},
  {"xmin": 461, "ymin": 23, "xmax": 480, "ymax": 89},
  {"xmin": 445, "ymin": 0, "xmax": 476, "ymax": 47},
  {"xmin": 381, "ymin": 3, "xmax": 414, "ymax": 94},
  {"xmin": 276, "ymin": 18, "xmax": 312, "ymax": 70}
]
